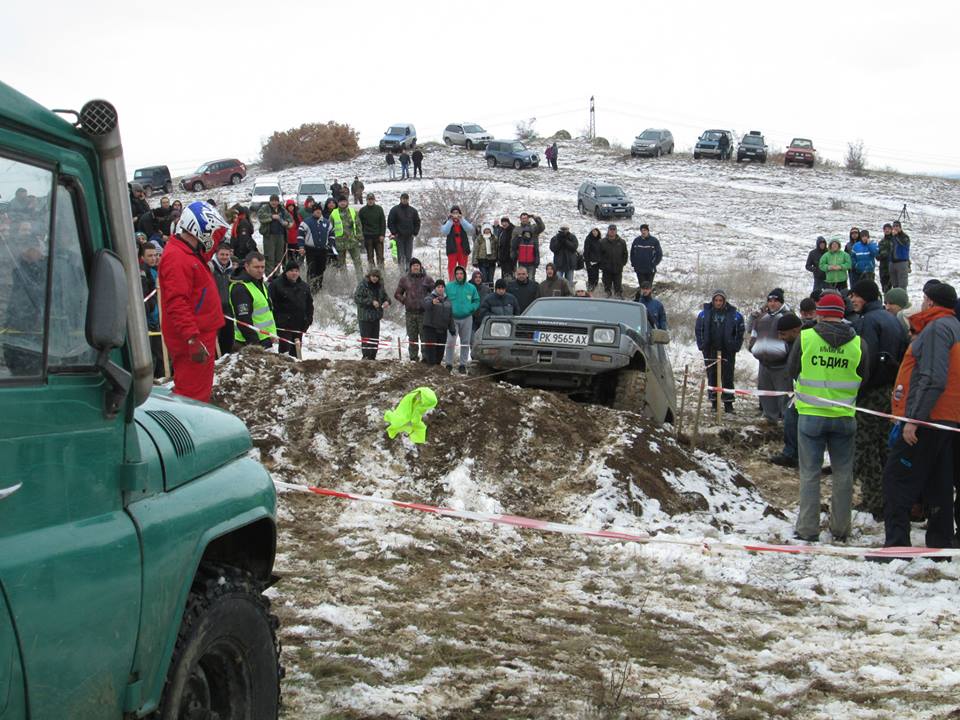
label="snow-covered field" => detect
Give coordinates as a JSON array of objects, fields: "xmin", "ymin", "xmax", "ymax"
[{"xmin": 187, "ymin": 141, "xmax": 960, "ymax": 718}]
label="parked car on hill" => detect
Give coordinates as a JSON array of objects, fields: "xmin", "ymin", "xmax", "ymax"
[
  {"xmin": 132, "ymin": 165, "xmax": 172, "ymax": 195},
  {"xmin": 785, "ymin": 138, "xmax": 816, "ymax": 167},
  {"xmin": 694, "ymin": 129, "xmax": 735, "ymax": 160},
  {"xmin": 379, "ymin": 123, "xmax": 417, "ymax": 151},
  {"xmin": 180, "ymin": 158, "xmax": 246, "ymax": 192},
  {"xmin": 443, "ymin": 122, "xmax": 493, "ymax": 149},
  {"xmin": 577, "ymin": 181, "xmax": 635, "ymax": 220},
  {"xmin": 295, "ymin": 177, "xmax": 329, "ymax": 206},
  {"xmin": 736, "ymin": 131, "xmax": 768, "ymax": 163},
  {"xmin": 473, "ymin": 297, "xmax": 676, "ymax": 423},
  {"xmin": 631, "ymin": 129, "xmax": 674, "ymax": 158},
  {"xmin": 485, "ymin": 140, "xmax": 540, "ymax": 169},
  {"xmin": 250, "ymin": 176, "xmax": 283, "ymax": 212}
]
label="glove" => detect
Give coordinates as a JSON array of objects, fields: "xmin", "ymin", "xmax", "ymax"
[
  {"xmin": 887, "ymin": 422, "xmax": 902, "ymax": 448},
  {"xmin": 188, "ymin": 338, "xmax": 210, "ymax": 364}
]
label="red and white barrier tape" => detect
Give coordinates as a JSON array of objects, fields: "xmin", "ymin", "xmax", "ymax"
[
  {"xmin": 274, "ymin": 481, "xmax": 960, "ymax": 560},
  {"xmin": 711, "ymin": 385, "xmax": 960, "ymax": 434}
]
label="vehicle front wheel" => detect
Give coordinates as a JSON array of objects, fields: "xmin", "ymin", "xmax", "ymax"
[
  {"xmin": 444, "ymin": 137, "xmax": 452, "ymax": 145},
  {"xmin": 465, "ymin": 140, "xmax": 473, "ymax": 150},
  {"xmin": 230, "ymin": 174, "xmax": 242, "ymax": 185},
  {"xmin": 192, "ymin": 181, "xmax": 204, "ymax": 192},
  {"xmin": 693, "ymin": 152, "xmax": 701, "ymax": 160},
  {"xmin": 612, "ymin": 368, "xmax": 651, "ymax": 417},
  {"xmin": 736, "ymin": 155, "xmax": 743, "ymax": 163},
  {"xmin": 513, "ymin": 159, "xmax": 522, "ymax": 169},
  {"xmin": 487, "ymin": 157, "xmax": 496, "ymax": 167},
  {"xmin": 154, "ymin": 564, "xmax": 282, "ymax": 720},
  {"xmin": 668, "ymin": 144, "xmax": 674, "ymax": 154},
  {"xmin": 655, "ymin": 147, "xmax": 661, "ymax": 158}
]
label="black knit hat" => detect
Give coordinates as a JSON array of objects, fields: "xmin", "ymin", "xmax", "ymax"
[
  {"xmin": 284, "ymin": 259, "xmax": 300, "ymax": 272},
  {"xmin": 924, "ymin": 282, "xmax": 958, "ymax": 309},
  {"xmin": 777, "ymin": 314, "xmax": 803, "ymax": 331},
  {"xmin": 767, "ymin": 287, "xmax": 785, "ymax": 303},
  {"xmin": 850, "ymin": 279, "xmax": 880, "ymax": 304}
]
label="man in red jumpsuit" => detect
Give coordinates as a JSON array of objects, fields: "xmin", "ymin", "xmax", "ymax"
[{"xmin": 159, "ymin": 201, "xmax": 231, "ymax": 402}]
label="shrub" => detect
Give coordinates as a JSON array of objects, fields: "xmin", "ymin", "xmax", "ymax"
[
  {"xmin": 552, "ymin": 129, "xmax": 572, "ymax": 140},
  {"xmin": 515, "ymin": 117, "xmax": 537, "ymax": 141},
  {"xmin": 261, "ymin": 121, "xmax": 360, "ymax": 171},
  {"xmin": 592, "ymin": 137, "xmax": 610, "ymax": 148},
  {"xmin": 828, "ymin": 197, "xmax": 846, "ymax": 211},
  {"xmin": 416, "ymin": 179, "xmax": 495, "ymax": 231},
  {"xmin": 845, "ymin": 140, "xmax": 866, "ymax": 176}
]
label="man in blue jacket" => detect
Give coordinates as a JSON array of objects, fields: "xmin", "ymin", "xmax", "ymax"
[
  {"xmin": 634, "ymin": 281, "xmax": 667, "ymax": 330},
  {"xmin": 695, "ymin": 289, "xmax": 745, "ymax": 413},
  {"xmin": 629, "ymin": 224, "xmax": 663, "ymax": 286}
]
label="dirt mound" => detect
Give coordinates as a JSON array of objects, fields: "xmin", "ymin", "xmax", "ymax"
[{"xmin": 211, "ymin": 348, "xmax": 773, "ymax": 525}]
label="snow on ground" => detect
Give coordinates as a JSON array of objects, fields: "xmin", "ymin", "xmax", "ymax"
[{"xmin": 196, "ymin": 142, "xmax": 960, "ymax": 718}]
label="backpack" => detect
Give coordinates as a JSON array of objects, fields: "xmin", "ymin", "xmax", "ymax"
[
  {"xmin": 893, "ymin": 236, "xmax": 910, "ymax": 261},
  {"xmin": 517, "ymin": 242, "xmax": 535, "ymax": 265}
]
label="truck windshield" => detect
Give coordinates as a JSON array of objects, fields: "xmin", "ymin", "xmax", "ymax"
[
  {"xmin": 702, "ymin": 132, "xmax": 722, "ymax": 141},
  {"xmin": 195, "ymin": 164, "xmax": 209, "ymax": 174},
  {"xmin": 463, "ymin": 124, "xmax": 485, "ymax": 134},
  {"xmin": 639, "ymin": 130, "xmax": 659, "ymax": 140},
  {"xmin": 791, "ymin": 139, "xmax": 813, "ymax": 148},
  {"xmin": 254, "ymin": 186, "xmax": 280, "ymax": 196},
  {"xmin": 525, "ymin": 299, "xmax": 648, "ymax": 332},
  {"xmin": 510, "ymin": 143, "xmax": 527, "ymax": 152},
  {"xmin": 387, "ymin": 127, "xmax": 406, "ymax": 135},
  {"xmin": 743, "ymin": 135, "xmax": 763, "ymax": 145},
  {"xmin": 596, "ymin": 186, "xmax": 623, "ymax": 196},
  {"xmin": 298, "ymin": 183, "xmax": 326, "ymax": 194}
]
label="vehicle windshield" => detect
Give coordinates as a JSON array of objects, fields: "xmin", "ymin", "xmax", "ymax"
[
  {"xmin": 510, "ymin": 142, "xmax": 528, "ymax": 152},
  {"xmin": 524, "ymin": 299, "xmax": 649, "ymax": 331},
  {"xmin": 791, "ymin": 138, "xmax": 813, "ymax": 148},
  {"xmin": 639, "ymin": 130, "xmax": 659, "ymax": 140},
  {"xmin": 701, "ymin": 131, "xmax": 722, "ymax": 142},
  {"xmin": 463, "ymin": 124, "xmax": 485, "ymax": 134},
  {"xmin": 298, "ymin": 183, "xmax": 327, "ymax": 194},
  {"xmin": 254, "ymin": 185, "xmax": 280, "ymax": 196},
  {"xmin": 387, "ymin": 126, "xmax": 407, "ymax": 135},
  {"xmin": 742, "ymin": 135, "xmax": 763, "ymax": 145},
  {"xmin": 195, "ymin": 163, "xmax": 210, "ymax": 174},
  {"xmin": 596, "ymin": 185, "xmax": 624, "ymax": 196}
]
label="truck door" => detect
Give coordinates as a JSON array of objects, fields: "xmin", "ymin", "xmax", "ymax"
[{"xmin": 0, "ymin": 145, "xmax": 141, "ymax": 717}]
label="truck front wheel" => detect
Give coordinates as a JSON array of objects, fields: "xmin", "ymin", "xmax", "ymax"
[
  {"xmin": 155, "ymin": 564, "xmax": 282, "ymax": 720},
  {"xmin": 611, "ymin": 369, "xmax": 651, "ymax": 418}
]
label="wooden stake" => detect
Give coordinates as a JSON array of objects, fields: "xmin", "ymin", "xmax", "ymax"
[
  {"xmin": 716, "ymin": 351, "xmax": 723, "ymax": 425},
  {"xmin": 397, "ymin": 336, "xmax": 402, "ymax": 361},
  {"xmin": 692, "ymin": 376, "xmax": 705, "ymax": 448},
  {"xmin": 295, "ymin": 339, "xmax": 302, "ymax": 360},
  {"xmin": 677, "ymin": 364, "xmax": 689, "ymax": 438}
]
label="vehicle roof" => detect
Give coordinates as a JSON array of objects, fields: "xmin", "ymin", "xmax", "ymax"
[
  {"xmin": 640, "ymin": 128, "xmax": 670, "ymax": 132},
  {"xmin": 201, "ymin": 158, "xmax": 241, "ymax": 165},
  {"xmin": 253, "ymin": 175, "xmax": 280, "ymax": 184},
  {"xmin": 386, "ymin": 123, "xmax": 415, "ymax": 128},
  {"xmin": 490, "ymin": 138, "xmax": 525, "ymax": 143},
  {"xmin": 703, "ymin": 129, "xmax": 732, "ymax": 133},
  {"xmin": 526, "ymin": 297, "xmax": 639, "ymax": 309},
  {"xmin": 135, "ymin": 165, "xmax": 169, "ymax": 171},
  {"xmin": 0, "ymin": 80, "xmax": 95, "ymax": 152},
  {"xmin": 789, "ymin": 138, "xmax": 813, "ymax": 143},
  {"xmin": 298, "ymin": 176, "xmax": 328, "ymax": 184}
]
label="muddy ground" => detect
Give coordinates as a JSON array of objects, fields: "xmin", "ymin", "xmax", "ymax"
[{"xmin": 211, "ymin": 350, "xmax": 960, "ymax": 720}]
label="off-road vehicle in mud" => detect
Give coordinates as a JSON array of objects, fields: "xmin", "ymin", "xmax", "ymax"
[
  {"xmin": 472, "ymin": 297, "xmax": 677, "ymax": 423},
  {"xmin": 0, "ymin": 81, "xmax": 280, "ymax": 719}
]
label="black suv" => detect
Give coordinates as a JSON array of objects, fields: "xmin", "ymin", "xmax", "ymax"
[
  {"xmin": 577, "ymin": 181, "xmax": 634, "ymax": 220},
  {"xmin": 736, "ymin": 131, "xmax": 768, "ymax": 163},
  {"xmin": 132, "ymin": 165, "xmax": 173, "ymax": 195}
]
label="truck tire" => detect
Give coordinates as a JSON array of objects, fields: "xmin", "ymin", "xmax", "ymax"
[
  {"xmin": 192, "ymin": 181, "xmax": 204, "ymax": 192},
  {"xmin": 694, "ymin": 152, "xmax": 701, "ymax": 160},
  {"xmin": 487, "ymin": 156, "xmax": 497, "ymax": 167},
  {"xmin": 612, "ymin": 369, "xmax": 651, "ymax": 417},
  {"xmin": 154, "ymin": 564, "xmax": 282, "ymax": 720},
  {"xmin": 230, "ymin": 174, "xmax": 242, "ymax": 185}
]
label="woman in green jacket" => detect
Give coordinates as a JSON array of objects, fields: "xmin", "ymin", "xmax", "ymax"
[{"xmin": 819, "ymin": 238, "xmax": 852, "ymax": 290}]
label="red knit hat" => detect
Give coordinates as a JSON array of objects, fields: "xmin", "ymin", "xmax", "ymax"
[{"xmin": 816, "ymin": 293, "xmax": 846, "ymax": 319}]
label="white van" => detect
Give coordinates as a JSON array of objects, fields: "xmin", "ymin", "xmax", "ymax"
[{"xmin": 249, "ymin": 176, "xmax": 283, "ymax": 212}]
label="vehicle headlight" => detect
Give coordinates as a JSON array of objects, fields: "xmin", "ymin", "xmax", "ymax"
[
  {"xmin": 592, "ymin": 328, "xmax": 616, "ymax": 344},
  {"xmin": 600, "ymin": 203, "xmax": 612, "ymax": 208},
  {"xmin": 489, "ymin": 322, "xmax": 511, "ymax": 338}
]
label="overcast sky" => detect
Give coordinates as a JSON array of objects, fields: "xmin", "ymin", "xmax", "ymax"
[{"xmin": 4, "ymin": 0, "xmax": 958, "ymax": 177}]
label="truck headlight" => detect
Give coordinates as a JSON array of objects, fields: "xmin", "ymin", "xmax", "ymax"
[
  {"xmin": 489, "ymin": 322, "xmax": 511, "ymax": 338},
  {"xmin": 592, "ymin": 328, "xmax": 616, "ymax": 344}
]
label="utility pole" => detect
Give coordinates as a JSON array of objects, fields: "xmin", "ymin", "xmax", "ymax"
[{"xmin": 589, "ymin": 96, "xmax": 595, "ymax": 140}]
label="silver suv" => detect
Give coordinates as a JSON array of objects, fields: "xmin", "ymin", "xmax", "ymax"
[
  {"xmin": 631, "ymin": 129, "xmax": 674, "ymax": 158},
  {"xmin": 443, "ymin": 122, "xmax": 492, "ymax": 149}
]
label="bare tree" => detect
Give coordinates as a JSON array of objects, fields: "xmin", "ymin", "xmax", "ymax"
[
  {"xmin": 515, "ymin": 117, "xmax": 537, "ymax": 141},
  {"xmin": 845, "ymin": 140, "xmax": 867, "ymax": 176},
  {"xmin": 417, "ymin": 179, "xmax": 495, "ymax": 231}
]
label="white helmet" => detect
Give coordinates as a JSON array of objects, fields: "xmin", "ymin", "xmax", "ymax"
[{"xmin": 176, "ymin": 201, "xmax": 230, "ymax": 251}]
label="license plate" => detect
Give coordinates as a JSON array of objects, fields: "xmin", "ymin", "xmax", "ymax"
[{"xmin": 533, "ymin": 331, "xmax": 588, "ymax": 345}]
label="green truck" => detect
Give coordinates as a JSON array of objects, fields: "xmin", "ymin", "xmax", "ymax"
[{"xmin": 0, "ymin": 83, "xmax": 281, "ymax": 717}]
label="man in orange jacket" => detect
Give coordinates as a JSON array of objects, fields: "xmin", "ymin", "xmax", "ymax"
[
  {"xmin": 159, "ymin": 201, "xmax": 230, "ymax": 402},
  {"xmin": 882, "ymin": 281, "xmax": 960, "ymax": 549}
]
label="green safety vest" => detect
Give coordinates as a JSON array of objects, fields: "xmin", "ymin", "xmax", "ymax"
[
  {"xmin": 229, "ymin": 279, "xmax": 277, "ymax": 343},
  {"xmin": 794, "ymin": 327, "xmax": 862, "ymax": 417},
  {"xmin": 329, "ymin": 207, "xmax": 359, "ymax": 239}
]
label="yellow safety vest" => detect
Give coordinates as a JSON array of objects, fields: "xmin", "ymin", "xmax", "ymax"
[
  {"xmin": 794, "ymin": 327, "xmax": 862, "ymax": 417},
  {"xmin": 329, "ymin": 207, "xmax": 359, "ymax": 239},
  {"xmin": 230, "ymin": 279, "xmax": 277, "ymax": 343}
]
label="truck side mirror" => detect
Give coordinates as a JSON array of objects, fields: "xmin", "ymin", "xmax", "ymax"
[
  {"xmin": 86, "ymin": 249, "xmax": 132, "ymax": 417},
  {"xmin": 651, "ymin": 329, "xmax": 670, "ymax": 344}
]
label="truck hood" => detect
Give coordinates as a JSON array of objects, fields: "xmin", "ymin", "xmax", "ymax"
[{"xmin": 135, "ymin": 388, "xmax": 253, "ymax": 491}]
